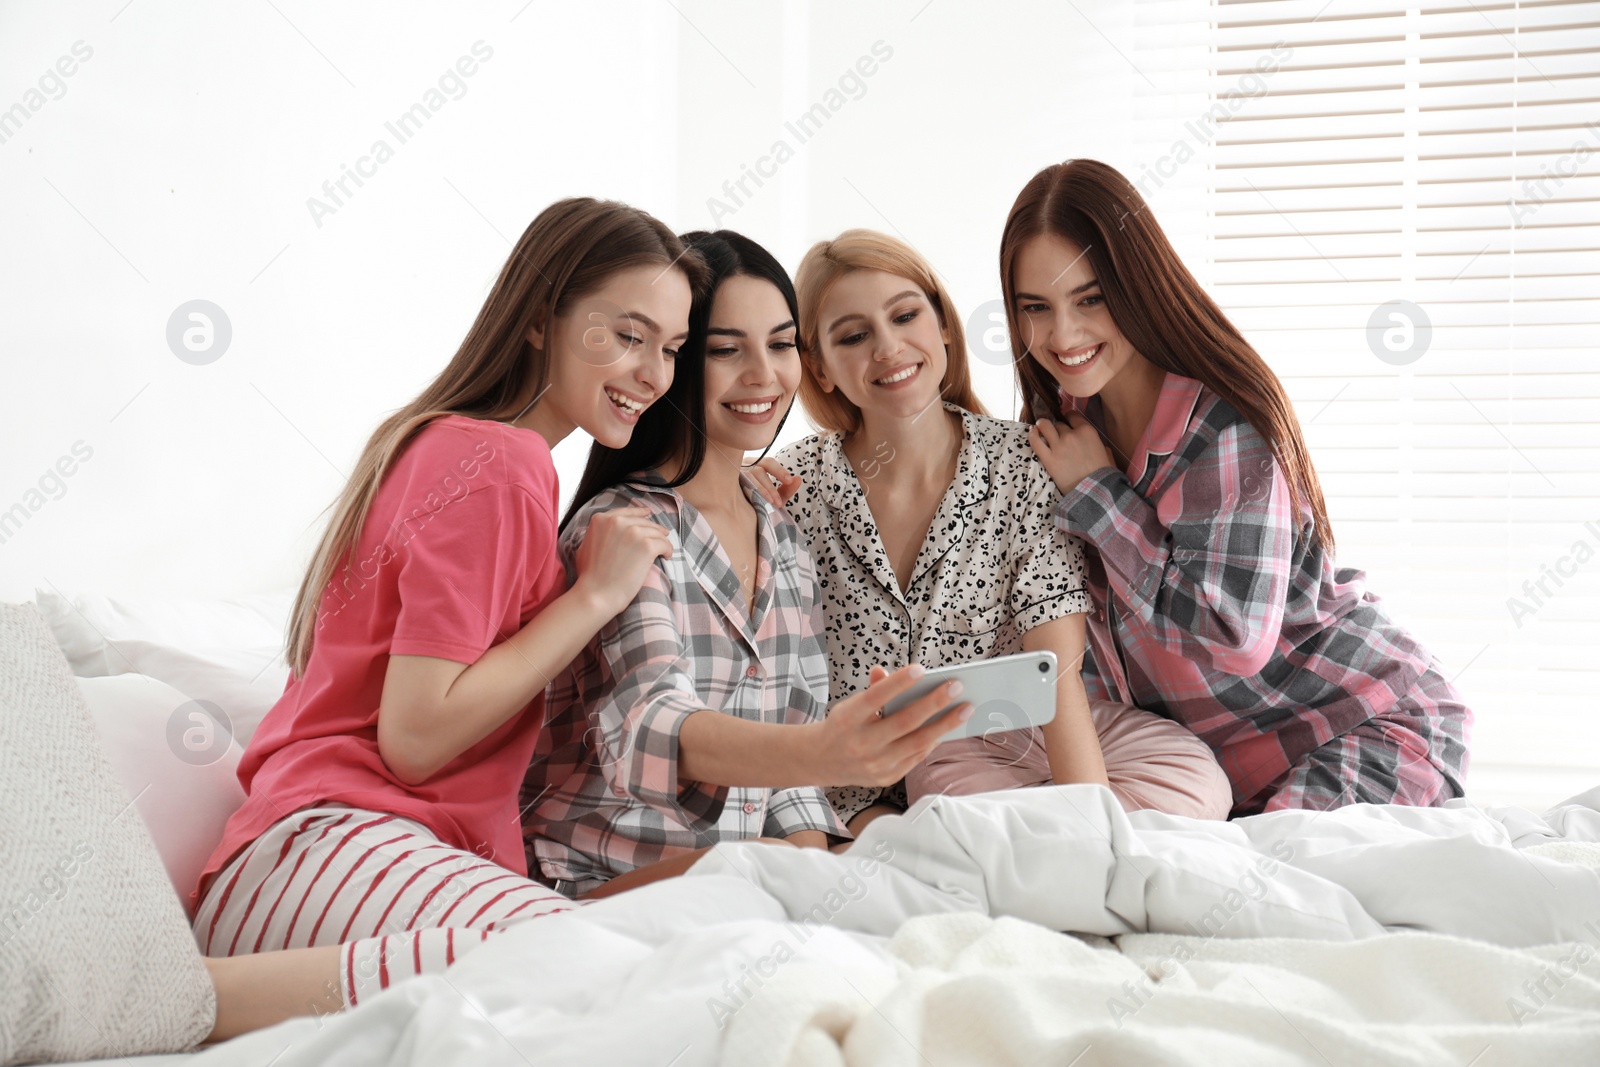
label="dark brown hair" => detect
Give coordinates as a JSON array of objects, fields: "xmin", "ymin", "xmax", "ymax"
[
  {"xmin": 286, "ymin": 197, "xmax": 706, "ymax": 674},
  {"xmin": 1000, "ymin": 159, "xmax": 1333, "ymax": 554},
  {"xmin": 562, "ymin": 229, "xmax": 798, "ymax": 528}
]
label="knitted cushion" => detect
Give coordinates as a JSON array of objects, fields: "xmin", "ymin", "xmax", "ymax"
[{"xmin": 0, "ymin": 603, "xmax": 214, "ymax": 1064}]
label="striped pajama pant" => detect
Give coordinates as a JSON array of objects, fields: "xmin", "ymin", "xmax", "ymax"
[{"xmin": 194, "ymin": 805, "xmax": 580, "ymax": 1007}]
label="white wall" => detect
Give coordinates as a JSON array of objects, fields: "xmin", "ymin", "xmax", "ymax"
[
  {"xmin": 0, "ymin": 0, "xmax": 687, "ymax": 600},
  {"xmin": 2, "ymin": 0, "xmax": 1151, "ymax": 603},
  {"xmin": 4, "ymin": 1, "xmax": 1591, "ymax": 809},
  {"xmin": 0, "ymin": 0, "xmax": 1152, "ymax": 604}
]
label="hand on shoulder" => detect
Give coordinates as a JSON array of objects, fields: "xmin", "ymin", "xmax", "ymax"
[
  {"xmin": 1029, "ymin": 413, "xmax": 1117, "ymax": 494},
  {"xmin": 570, "ymin": 506, "xmax": 675, "ymax": 617},
  {"xmin": 751, "ymin": 456, "xmax": 803, "ymax": 509}
]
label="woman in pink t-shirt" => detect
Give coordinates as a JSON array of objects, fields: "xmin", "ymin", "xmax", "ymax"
[
  {"xmin": 187, "ymin": 198, "xmax": 708, "ymax": 1040},
  {"xmin": 184, "ymin": 200, "xmax": 955, "ymax": 1044}
]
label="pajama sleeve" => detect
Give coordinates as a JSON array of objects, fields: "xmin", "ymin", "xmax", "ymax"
[
  {"xmin": 766, "ymin": 543, "xmax": 851, "ymax": 840},
  {"xmin": 1054, "ymin": 419, "xmax": 1294, "ymax": 677},
  {"xmin": 570, "ymin": 531, "xmax": 729, "ymax": 831}
]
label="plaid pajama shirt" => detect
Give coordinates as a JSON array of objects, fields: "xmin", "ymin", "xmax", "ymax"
[
  {"xmin": 521, "ymin": 472, "xmax": 847, "ymax": 895},
  {"xmin": 1054, "ymin": 373, "xmax": 1471, "ymax": 816}
]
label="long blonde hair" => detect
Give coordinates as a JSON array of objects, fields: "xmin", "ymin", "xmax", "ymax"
[
  {"xmin": 794, "ymin": 228, "xmax": 987, "ymax": 434},
  {"xmin": 285, "ymin": 198, "xmax": 704, "ymax": 676}
]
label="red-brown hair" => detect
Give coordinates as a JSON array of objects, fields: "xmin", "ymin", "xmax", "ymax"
[{"xmin": 1000, "ymin": 159, "xmax": 1334, "ymax": 554}]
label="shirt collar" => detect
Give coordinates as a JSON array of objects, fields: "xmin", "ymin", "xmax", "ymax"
[
  {"xmin": 815, "ymin": 434, "xmax": 862, "ymax": 515},
  {"xmin": 816, "ymin": 402, "xmax": 989, "ymax": 513},
  {"xmin": 813, "ymin": 403, "xmax": 990, "ymax": 603},
  {"xmin": 629, "ymin": 467, "xmax": 776, "ymax": 641},
  {"xmin": 1057, "ymin": 372, "xmax": 1203, "ymax": 480},
  {"xmin": 629, "ymin": 467, "xmax": 774, "ymax": 518},
  {"xmin": 950, "ymin": 406, "xmax": 991, "ymax": 505}
]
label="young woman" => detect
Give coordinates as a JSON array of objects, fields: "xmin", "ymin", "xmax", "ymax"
[
  {"xmin": 1005, "ymin": 158, "xmax": 1472, "ymax": 816},
  {"xmin": 760, "ymin": 229, "xmax": 1233, "ymax": 835},
  {"xmin": 522, "ymin": 230, "xmax": 966, "ymax": 896},
  {"xmin": 188, "ymin": 198, "xmax": 711, "ymax": 1040}
]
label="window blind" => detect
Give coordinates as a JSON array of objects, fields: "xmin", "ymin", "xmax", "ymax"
[{"xmin": 1133, "ymin": 0, "xmax": 1600, "ymax": 808}]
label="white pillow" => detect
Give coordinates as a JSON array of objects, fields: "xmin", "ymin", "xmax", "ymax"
[
  {"xmin": 33, "ymin": 588, "xmax": 291, "ymax": 674},
  {"xmin": 77, "ymin": 675, "xmax": 248, "ymax": 916},
  {"xmin": 1, "ymin": 602, "xmax": 215, "ymax": 1063},
  {"xmin": 35, "ymin": 588, "xmax": 292, "ymax": 744},
  {"xmin": 100, "ymin": 639, "xmax": 289, "ymax": 746}
]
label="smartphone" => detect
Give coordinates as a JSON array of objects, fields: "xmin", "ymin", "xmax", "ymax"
[{"xmin": 879, "ymin": 650, "xmax": 1058, "ymax": 742}]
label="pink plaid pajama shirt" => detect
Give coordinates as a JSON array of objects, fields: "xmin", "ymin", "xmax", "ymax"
[{"xmin": 1054, "ymin": 373, "xmax": 1472, "ymax": 816}]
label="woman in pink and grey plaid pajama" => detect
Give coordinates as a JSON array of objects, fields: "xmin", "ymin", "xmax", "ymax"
[{"xmin": 1006, "ymin": 160, "xmax": 1471, "ymax": 817}]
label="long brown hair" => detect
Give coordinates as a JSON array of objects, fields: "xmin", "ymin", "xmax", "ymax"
[
  {"xmin": 562, "ymin": 229, "xmax": 798, "ymax": 529},
  {"xmin": 285, "ymin": 197, "xmax": 704, "ymax": 676},
  {"xmin": 1000, "ymin": 159, "xmax": 1333, "ymax": 554},
  {"xmin": 794, "ymin": 228, "xmax": 987, "ymax": 434}
]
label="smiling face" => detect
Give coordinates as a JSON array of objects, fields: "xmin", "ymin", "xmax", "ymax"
[
  {"xmin": 1012, "ymin": 232, "xmax": 1144, "ymax": 400},
  {"xmin": 699, "ymin": 273, "xmax": 801, "ymax": 455},
  {"xmin": 810, "ymin": 268, "xmax": 950, "ymax": 422},
  {"xmin": 531, "ymin": 264, "xmax": 692, "ymax": 448}
]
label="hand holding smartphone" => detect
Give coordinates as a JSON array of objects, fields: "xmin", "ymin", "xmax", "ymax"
[{"xmin": 877, "ymin": 651, "xmax": 1058, "ymax": 742}]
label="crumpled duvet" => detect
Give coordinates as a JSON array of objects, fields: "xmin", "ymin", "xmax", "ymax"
[{"xmin": 163, "ymin": 784, "xmax": 1600, "ymax": 1067}]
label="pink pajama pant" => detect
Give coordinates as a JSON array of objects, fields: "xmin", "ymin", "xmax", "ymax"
[
  {"xmin": 906, "ymin": 698, "xmax": 1234, "ymax": 819},
  {"xmin": 194, "ymin": 805, "xmax": 580, "ymax": 1007}
]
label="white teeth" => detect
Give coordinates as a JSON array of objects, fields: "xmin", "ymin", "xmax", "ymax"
[
  {"xmin": 727, "ymin": 401, "xmax": 775, "ymax": 414},
  {"xmin": 874, "ymin": 365, "xmax": 918, "ymax": 384},
  {"xmin": 1057, "ymin": 344, "xmax": 1101, "ymax": 367},
  {"xmin": 605, "ymin": 389, "xmax": 643, "ymax": 414}
]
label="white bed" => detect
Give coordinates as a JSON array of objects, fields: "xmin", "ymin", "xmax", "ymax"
[
  {"xmin": 23, "ymin": 591, "xmax": 1600, "ymax": 1066},
  {"xmin": 40, "ymin": 785, "xmax": 1599, "ymax": 1067}
]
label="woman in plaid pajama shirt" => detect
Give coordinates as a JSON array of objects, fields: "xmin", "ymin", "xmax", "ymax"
[
  {"xmin": 522, "ymin": 230, "xmax": 969, "ymax": 896},
  {"xmin": 1006, "ymin": 159, "xmax": 1472, "ymax": 817}
]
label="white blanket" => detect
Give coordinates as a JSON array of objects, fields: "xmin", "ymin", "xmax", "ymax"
[
  {"xmin": 164, "ymin": 785, "xmax": 1600, "ymax": 1067},
  {"xmin": 719, "ymin": 915, "xmax": 1600, "ymax": 1066},
  {"xmin": 694, "ymin": 783, "xmax": 1600, "ymax": 947}
]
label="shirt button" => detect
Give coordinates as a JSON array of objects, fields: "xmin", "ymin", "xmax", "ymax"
[
  {"xmin": 743, "ymin": 801, "xmax": 756, "ymax": 814},
  {"xmin": 745, "ymin": 665, "xmax": 760, "ymax": 678}
]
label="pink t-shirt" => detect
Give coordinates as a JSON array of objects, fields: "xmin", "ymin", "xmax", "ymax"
[{"xmin": 194, "ymin": 415, "xmax": 567, "ymax": 909}]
